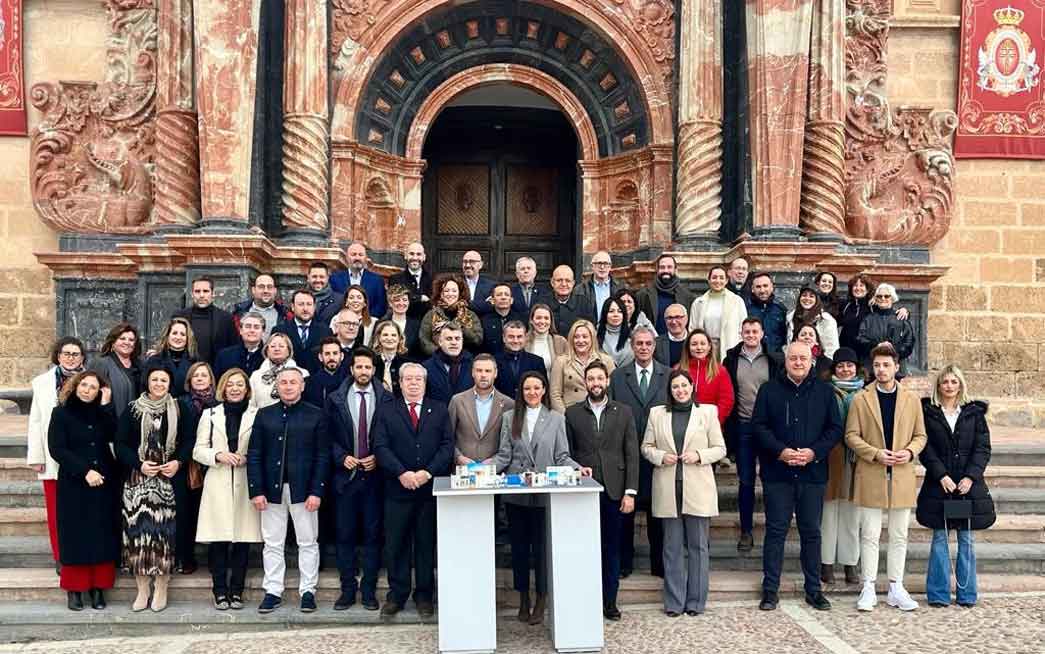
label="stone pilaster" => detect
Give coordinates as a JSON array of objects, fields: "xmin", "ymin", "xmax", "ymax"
[
  {"xmin": 281, "ymin": 0, "xmax": 330, "ymax": 242},
  {"xmin": 674, "ymin": 0, "xmax": 724, "ymax": 249}
]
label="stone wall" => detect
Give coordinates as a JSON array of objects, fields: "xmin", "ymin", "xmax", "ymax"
[
  {"xmin": 0, "ymin": 1, "xmax": 107, "ymax": 386},
  {"xmin": 891, "ymin": 4, "xmax": 1045, "ymax": 426}
]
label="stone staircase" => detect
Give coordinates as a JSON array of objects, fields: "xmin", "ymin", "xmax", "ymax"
[{"xmin": 1, "ymin": 421, "xmax": 1043, "ymax": 642}]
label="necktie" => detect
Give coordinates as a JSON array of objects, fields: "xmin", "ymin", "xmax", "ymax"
[
  {"xmin": 299, "ymin": 325, "xmax": 309, "ymax": 343},
  {"xmin": 639, "ymin": 368, "xmax": 649, "ymax": 401},
  {"xmin": 409, "ymin": 402, "xmax": 420, "ymax": 430},
  {"xmin": 357, "ymin": 391, "xmax": 369, "ymax": 458}
]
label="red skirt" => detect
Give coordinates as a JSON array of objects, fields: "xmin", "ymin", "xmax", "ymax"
[
  {"xmin": 42, "ymin": 480, "xmax": 59, "ymax": 561},
  {"xmin": 59, "ymin": 562, "xmax": 116, "ymax": 592}
]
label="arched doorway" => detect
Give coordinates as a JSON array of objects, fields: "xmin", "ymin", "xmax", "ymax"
[{"xmin": 420, "ymin": 84, "xmax": 579, "ymax": 279}]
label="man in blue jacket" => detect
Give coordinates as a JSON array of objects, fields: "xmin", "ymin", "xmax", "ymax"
[
  {"xmin": 493, "ymin": 321, "xmax": 546, "ymax": 397},
  {"xmin": 745, "ymin": 272, "xmax": 788, "ymax": 353},
  {"xmin": 422, "ymin": 323, "xmax": 474, "ymax": 403},
  {"xmin": 751, "ymin": 342, "xmax": 842, "ymax": 612},
  {"xmin": 330, "ymin": 241, "xmax": 387, "ymax": 318},
  {"xmin": 247, "ymin": 366, "xmax": 330, "ymax": 614}
]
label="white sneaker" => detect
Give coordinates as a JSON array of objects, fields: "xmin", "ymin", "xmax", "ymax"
[
  {"xmin": 887, "ymin": 582, "xmax": 918, "ymax": 611},
  {"xmin": 856, "ymin": 581, "xmax": 877, "ymax": 611}
]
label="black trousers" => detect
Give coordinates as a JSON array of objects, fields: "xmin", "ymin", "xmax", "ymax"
[
  {"xmin": 336, "ymin": 477, "xmax": 383, "ymax": 597},
  {"xmin": 384, "ymin": 496, "xmax": 436, "ymax": 605},
  {"xmin": 600, "ymin": 492, "xmax": 624, "ymax": 606},
  {"xmin": 620, "ymin": 509, "xmax": 664, "ymax": 576},
  {"xmin": 208, "ymin": 542, "xmax": 250, "ymax": 596},
  {"xmin": 761, "ymin": 480, "xmax": 825, "ymax": 596},
  {"xmin": 506, "ymin": 503, "xmax": 546, "ymax": 594},
  {"xmin": 173, "ymin": 480, "xmax": 202, "ymax": 567}
]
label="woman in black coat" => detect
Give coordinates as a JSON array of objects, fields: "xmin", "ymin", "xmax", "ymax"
[
  {"xmin": 856, "ymin": 283, "xmax": 915, "ymax": 372},
  {"xmin": 916, "ymin": 365, "xmax": 994, "ymax": 608},
  {"xmin": 174, "ymin": 361, "xmax": 218, "ymax": 574},
  {"xmin": 48, "ymin": 371, "xmax": 120, "ymax": 611}
]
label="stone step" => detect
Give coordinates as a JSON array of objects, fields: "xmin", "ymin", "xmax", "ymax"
[
  {"xmin": 0, "ymin": 437, "xmax": 25, "ymax": 459},
  {"xmin": 709, "ymin": 463, "xmax": 1045, "ymax": 489},
  {"xmin": 0, "ymin": 459, "xmax": 36, "ymax": 482},
  {"xmin": 0, "ymin": 481, "xmax": 42, "ymax": 508},
  {"xmin": 0, "ymin": 508, "xmax": 49, "ymax": 537}
]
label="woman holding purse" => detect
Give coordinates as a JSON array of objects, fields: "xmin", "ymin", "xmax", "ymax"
[
  {"xmin": 641, "ymin": 369, "xmax": 726, "ymax": 617},
  {"xmin": 916, "ymin": 365, "xmax": 995, "ymax": 608}
]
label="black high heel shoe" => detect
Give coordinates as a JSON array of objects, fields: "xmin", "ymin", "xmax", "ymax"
[
  {"xmin": 67, "ymin": 592, "xmax": 84, "ymax": 611},
  {"xmin": 89, "ymin": 589, "xmax": 106, "ymax": 610}
]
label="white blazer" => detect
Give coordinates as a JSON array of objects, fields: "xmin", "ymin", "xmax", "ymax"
[
  {"xmin": 26, "ymin": 367, "xmax": 60, "ymax": 480},
  {"xmin": 785, "ymin": 310, "xmax": 840, "ymax": 359},
  {"xmin": 689, "ymin": 290, "xmax": 747, "ymax": 360}
]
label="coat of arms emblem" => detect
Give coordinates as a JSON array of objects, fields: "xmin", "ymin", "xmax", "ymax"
[{"xmin": 977, "ymin": 6, "xmax": 1041, "ymax": 96}]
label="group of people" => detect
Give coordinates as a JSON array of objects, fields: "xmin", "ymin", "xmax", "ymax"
[{"xmin": 24, "ymin": 243, "xmax": 993, "ymax": 621}]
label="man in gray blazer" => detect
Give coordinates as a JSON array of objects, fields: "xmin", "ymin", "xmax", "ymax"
[
  {"xmin": 608, "ymin": 326, "xmax": 670, "ymax": 578},
  {"xmin": 448, "ymin": 354, "xmax": 513, "ymax": 465},
  {"xmin": 564, "ymin": 360, "xmax": 639, "ymax": 621}
]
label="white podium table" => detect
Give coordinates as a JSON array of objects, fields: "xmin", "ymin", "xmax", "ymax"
[{"xmin": 433, "ymin": 477, "xmax": 605, "ymax": 654}]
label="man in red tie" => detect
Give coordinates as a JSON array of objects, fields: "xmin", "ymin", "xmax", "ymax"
[
  {"xmin": 372, "ymin": 362, "xmax": 454, "ymax": 618},
  {"xmin": 325, "ymin": 347, "xmax": 390, "ymax": 612}
]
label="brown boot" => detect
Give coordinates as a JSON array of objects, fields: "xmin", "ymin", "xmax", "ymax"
[
  {"xmin": 151, "ymin": 575, "xmax": 170, "ymax": 612},
  {"xmin": 517, "ymin": 591, "xmax": 531, "ymax": 622},
  {"xmin": 132, "ymin": 575, "xmax": 151, "ymax": 612},
  {"xmin": 844, "ymin": 565, "xmax": 860, "ymax": 585},
  {"xmin": 820, "ymin": 564, "xmax": 835, "ymax": 585},
  {"xmin": 529, "ymin": 593, "xmax": 546, "ymax": 625}
]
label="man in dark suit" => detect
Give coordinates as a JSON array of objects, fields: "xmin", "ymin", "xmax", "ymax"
[
  {"xmin": 303, "ymin": 337, "xmax": 348, "ymax": 408},
  {"xmin": 462, "ymin": 250, "xmax": 497, "ymax": 316},
  {"xmin": 387, "ymin": 241, "xmax": 433, "ymax": 319},
  {"xmin": 174, "ymin": 276, "xmax": 239, "ymax": 365},
  {"xmin": 608, "ymin": 325, "xmax": 670, "ymax": 578},
  {"xmin": 372, "ymin": 361, "xmax": 454, "ymax": 618},
  {"xmin": 326, "ymin": 347, "xmax": 390, "ymax": 612},
  {"xmin": 481, "ymin": 283, "xmax": 522, "ymax": 355},
  {"xmin": 564, "ymin": 360, "xmax": 639, "ymax": 621},
  {"xmin": 246, "ymin": 366, "xmax": 330, "ymax": 613},
  {"xmin": 548, "ymin": 265, "xmax": 596, "ymax": 335},
  {"xmin": 574, "ymin": 251, "xmax": 620, "ymax": 323},
  {"xmin": 214, "ymin": 311, "xmax": 266, "ymax": 380},
  {"xmin": 653, "ymin": 304, "xmax": 690, "ymax": 368},
  {"xmin": 306, "ymin": 261, "xmax": 345, "ymax": 326},
  {"xmin": 422, "ymin": 323, "xmax": 474, "ymax": 403},
  {"xmin": 330, "ymin": 241, "xmax": 387, "ymax": 318},
  {"xmin": 494, "ymin": 321, "xmax": 546, "ymax": 397},
  {"xmin": 510, "ymin": 256, "xmax": 549, "ymax": 316},
  {"xmin": 272, "ymin": 290, "xmax": 333, "ymax": 375}
]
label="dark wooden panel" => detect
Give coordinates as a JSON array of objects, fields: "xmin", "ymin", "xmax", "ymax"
[{"xmin": 437, "ymin": 165, "xmax": 490, "ymax": 235}]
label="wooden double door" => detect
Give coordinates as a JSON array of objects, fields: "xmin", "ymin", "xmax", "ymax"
[{"xmin": 421, "ymin": 107, "xmax": 578, "ymax": 280}]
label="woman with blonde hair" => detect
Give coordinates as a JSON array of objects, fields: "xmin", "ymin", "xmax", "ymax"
[
  {"xmin": 173, "ymin": 361, "xmax": 218, "ymax": 575},
  {"xmin": 384, "ymin": 284, "xmax": 421, "ymax": 357},
  {"xmin": 249, "ymin": 332, "xmax": 308, "ymax": 409},
  {"xmin": 193, "ymin": 368, "xmax": 261, "ymax": 610},
  {"xmin": 916, "ymin": 365, "xmax": 994, "ymax": 608},
  {"xmin": 525, "ymin": 303, "xmax": 568, "ymax": 370},
  {"xmin": 144, "ymin": 317, "xmax": 199, "ymax": 398},
  {"xmin": 549, "ymin": 319, "xmax": 615, "ymax": 412},
  {"xmin": 370, "ymin": 319, "xmax": 410, "ymax": 397}
]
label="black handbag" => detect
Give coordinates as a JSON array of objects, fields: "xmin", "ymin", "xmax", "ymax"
[{"xmin": 942, "ymin": 494, "xmax": 972, "ymax": 522}]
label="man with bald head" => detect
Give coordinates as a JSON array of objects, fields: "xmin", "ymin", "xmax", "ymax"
[
  {"xmin": 331, "ymin": 241, "xmax": 388, "ymax": 318},
  {"xmin": 548, "ymin": 264, "xmax": 596, "ymax": 335},
  {"xmin": 388, "ymin": 241, "xmax": 433, "ymax": 319},
  {"xmin": 751, "ymin": 341, "xmax": 842, "ymax": 612},
  {"xmin": 462, "ymin": 250, "xmax": 497, "ymax": 316},
  {"xmin": 653, "ymin": 304, "xmax": 689, "ymax": 367},
  {"xmin": 575, "ymin": 251, "xmax": 620, "ymax": 323}
]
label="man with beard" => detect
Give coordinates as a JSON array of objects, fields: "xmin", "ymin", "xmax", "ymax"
[
  {"xmin": 232, "ymin": 273, "xmax": 291, "ymax": 339},
  {"xmin": 272, "ymin": 290, "xmax": 333, "ymax": 375},
  {"xmin": 306, "ymin": 262, "xmax": 345, "ymax": 326},
  {"xmin": 449, "ymin": 354, "xmax": 512, "ymax": 466},
  {"xmin": 564, "ymin": 361, "xmax": 639, "ymax": 621},
  {"xmin": 548, "ymin": 265, "xmax": 596, "ymax": 335},
  {"xmin": 330, "ymin": 242, "xmax": 387, "ymax": 318},
  {"xmin": 387, "ymin": 241, "xmax": 433, "ymax": 319},
  {"xmin": 422, "ymin": 323, "xmax": 475, "ymax": 403},
  {"xmin": 462, "ymin": 250, "xmax": 497, "ymax": 316},
  {"xmin": 174, "ymin": 276, "xmax": 239, "ymax": 365},
  {"xmin": 636, "ymin": 255, "xmax": 697, "ymax": 334},
  {"xmin": 745, "ymin": 273, "xmax": 789, "ymax": 353},
  {"xmin": 304, "ymin": 337, "xmax": 349, "ymax": 407}
]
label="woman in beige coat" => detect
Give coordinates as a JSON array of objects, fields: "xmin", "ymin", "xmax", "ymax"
[
  {"xmin": 549, "ymin": 320, "xmax": 615, "ymax": 412},
  {"xmin": 642, "ymin": 370, "xmax": 726, "ymax": 617},
  {"xmin": 193, "ymin": 368, "xmax": 261, "ymax": 610}
]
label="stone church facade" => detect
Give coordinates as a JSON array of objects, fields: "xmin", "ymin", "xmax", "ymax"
[{"xmin": 0, "ymin": 0, "xmax": 1042, "ymax": 426}]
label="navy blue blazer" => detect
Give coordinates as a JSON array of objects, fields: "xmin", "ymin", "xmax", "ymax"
[
  {"xmin": 303, "ymin": 366, "xmax": 349, "ymax": 409},
  {"xmin": 325, "ymin": 379, "xmax": 391, "ymax": 493},
  {"xmin": 372, "ymin": 398, "xmax": 454, "ymax": 501},
  {"xmin": 467, "ymin": 276, "xmax": 498, "ymax": 316},
  {"xmin": 422, "ymin": 351, "xmax": 475, "ymax": 404},
  {"xmin": 213, "ymin": 343, "xmax": 264, "ymax": 382},
  {"xmin": 330, "ymin": 269, "xmax": 388, "ymax": 318},
  {"xmin": 271, "ymin": 320, "xmax": 334, "ymax": 374},
  {"xmin": 481, "ymin": 310, "xmax": 524, "ymax": 355},
  {"xmin": 246, "ymin": 400, "xmax": 330, "ymax": 504},
  {"xmin": 493, "ymin": 349, "xmax": 547, "ymax": 398},
  {"xmin": 510, "ymin": 282, "xmax": 551, "ymax": 316}
]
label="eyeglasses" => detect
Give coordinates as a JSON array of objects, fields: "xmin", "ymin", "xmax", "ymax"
[
  {"xmin": 340, "ymin": 321, "xmax": 361, "ymax": 328},
  {"xmin": 462, "ymin": 259, "xmax": 481, "ymax": 265},
  {"xmin": 666, "ymin": 315, "xmax": 686, "ymax": 321},
  {"xmin": 592, "ymin": 261, "xmax": 611, "ymax": 266},
  {"xmin": 58, "ymin": 351, "xmax": 83, "ymax": 358},
  {"xmin": 873, "ymin": 294, "xmax": 892, "ymax": 299}
]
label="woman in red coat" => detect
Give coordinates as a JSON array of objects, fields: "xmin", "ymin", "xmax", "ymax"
[{"xmin": 676, "ymin": 329, "xmax": 735, "ymax": 427}]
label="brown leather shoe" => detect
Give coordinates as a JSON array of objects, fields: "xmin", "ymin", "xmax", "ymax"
[
  {"xmin": 416, "ymin": 599, "xmax": 435, "ymax": 618},
  {"xmin": 529, "ymin": 593, "xmax": 546, "ymax": 625},
  {"xmin": 844, "ymin": 565, "xmax": 860, "ymax": 585},
  {"xmin": 380, "ymin": 600, "xmax": 402, "ymax": 617},
  {"xmin": 820, "ymin": 564, "xmax": 836, "ymax": 585}
]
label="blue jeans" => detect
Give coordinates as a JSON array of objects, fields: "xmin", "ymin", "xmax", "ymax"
[
  {"xmin": 927, "ymin": 529, "xmax": 977, "ymax": 605},
  {"xmin": 735, "ymin": 422, "xmax": 758, "ymax": 534}
]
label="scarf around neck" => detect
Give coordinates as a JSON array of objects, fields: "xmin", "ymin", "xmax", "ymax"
[
  {"xmin": 130, "ymin": 392, "xmax": 179, "ymax": 462},
  {"xmin": 655, "ymin": 274, "xmax": 680, "ymax": 294}
]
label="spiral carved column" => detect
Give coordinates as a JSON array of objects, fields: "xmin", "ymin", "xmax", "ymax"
[
  {"xmin": 675, "ymin": 119, "xmax": 723, "ymax": 236},
  {"xmin": 281, "ymin": 0, "xmax": 330, "ymax": 238}
]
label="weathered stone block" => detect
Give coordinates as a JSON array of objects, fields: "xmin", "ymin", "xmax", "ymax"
[
  {"xmin": 964, "ymin": 315, "xmax": 1009, "ymax": 342},
  {"xmin": 1002, "ymin": 229, "xmax": 1045, "ymax": 255},
  {"xmin": 1011, "ymin": 317, "xmax": 1045, "ymax": 343},
  {"xmin": 943, "ymin": 285, "xmax": 988, "ymax": 311},
  {"xmin": 1011, "ymin": 176, "xmax": 1045, "ymax": 200},
  {"xmin": 991, "ymin": 403, "xmax": 1035, "ymax": 428},
  {"xmin": 20, "ymin": 298, "xmax": 56, "ymax": 330},
  {"xmin": 941, "ymin": 342, "xmax": 981, "ymax": 370},
  {"xmin": 927, "ymin": 313, "xmax": 963, "ymax": 341},
  {"xmin": 1020, "ymin": 203, "xmax": 1045, "ymax": 226},
  {"xmin": 1037, "ymin": 259, "xmax": 1045, "ymax": 283},
  {"xmin": 979, "ymin": 257, "xmax": 1034, "ymax": 283},
  {"xmin": 927, "ymin": 341, "xmax": 945, "ymax": 370},
  {"xmin": 980, "ymin": 343, "xmax": 1038, "ymax": 372},
  {"xmin": 992, "ymin": 285, "xmax": 1045, "ymax": 314},
  {"xmin": 1015, "ymin": 373, "xmax": 1045, "ymax": 400},
  {"xmin": 0, "ymin": 270, "xmax": 53, "ymax": 296},
  {"xmin": 928, "ymin": 286, "xmax": 945, "ymax": 311},
  {"xmin": 0, "ymin": 299, "xmax": 18, "ymax": 326},
  {"xmin": 945, "ymin": 229, "xmax": 1000, "ymax": 254},
  {"xmin": 964, "ymin": 371, "xmax": 1016, "ymax": 398},
  {"xmin": 962, "ymin": 200, "xmax": 1016, "ymax": 226},
  {"xmin": 0, "ymin": 329, "xmax": 54, "ymax": 358}
]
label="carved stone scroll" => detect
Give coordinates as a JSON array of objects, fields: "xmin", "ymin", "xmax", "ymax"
[{"xmin": 282, "ymin": 0, "xmax": 330, "ymax": 234}]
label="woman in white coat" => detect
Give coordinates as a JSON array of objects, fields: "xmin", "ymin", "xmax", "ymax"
[
  {"xmin": 193, "ymin": 368, "xmax": 261, "ymax": 610},
  {"xmin": 249, "ymin": 332, "xmax": 308, "ymax": 410},
  {"xmin": 786, "ymin": 286, "xmax": 840, "ymax": 358},
  {"xmin": 642, "ymin": 369, "xmax": 727, "ymax": 617},
  {"xmin": 27, "ymin": 337, "xmax": 86, "ymax": 570},
  {"xmin": 689, "ymin": 266, "xmax": 746, "ymax": 360}
]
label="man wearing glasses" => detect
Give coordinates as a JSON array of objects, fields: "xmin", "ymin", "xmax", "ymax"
[
  {"xmin": 461, "ymin": 251, "xmax": 497, "ymax": 316},
  {"xmin": 654, "ymin": 304, "xmax": 690, "ymax": 367},
  {"xmin": 27, "ymin": 337, "xmax": 87, "ymax": 571},
  {"xmin": 575, "ymin": 251, "xmax": 620, "ymax": 323}
]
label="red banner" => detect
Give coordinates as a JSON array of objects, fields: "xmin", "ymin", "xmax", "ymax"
[
  {"xmin": 0, "ymin": 0, "xmax": 25, "ymax": 136},
  {"xmin": 955, "ymin": 1, "xmax": 1045, "ymax": 158}
]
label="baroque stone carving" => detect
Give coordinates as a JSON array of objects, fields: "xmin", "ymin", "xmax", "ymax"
[
  {"xmin": 843, "ymin": 0, "xmax": 957, "ymax": 245},
  {"xmin": 608, "ymin": 0, "xmax": 675, "ymax": 71},
  {"xmin": 29, "ymin": 1, "xmax": 157, "ymax": 234}
]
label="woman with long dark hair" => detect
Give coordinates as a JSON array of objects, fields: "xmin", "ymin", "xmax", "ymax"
[
  {"xmin": 48, "ymin": 370, "xmax": 120, "ymax": 610},
  {"xmin": 786, "ymin": 286, "xmax": 840, "ymax": 358},
  {"xmin": 493, "ymin": 371, "xmax": 580, "ymax": 625},
  {"xmin": 814, "ymin": 271, "xmax": 842, "ymax": 320},
  {"xmin": 91, "ymin": 322, "xmax": 143, "ymax": 417},
  {"xmin": 144, "ymin": 317, "xmax": 199, "ymax": 398},
  {"xmin": 838, "ymin": 274, "xmax": 874, "ymax": 358},
  {"xmin": 418, "ymin": 275, "xmax": 483, "ymax": 355},
  {"xmin": 613, "ymin": 288, "xmax": 657, "ymax": 335},
  {"xmin": 676, "ymin": 329, "xmax": 734, "ymax": 427},
  {"xmin": 597, "ymin": 296, "xmax": 634, "ymax": 368}
]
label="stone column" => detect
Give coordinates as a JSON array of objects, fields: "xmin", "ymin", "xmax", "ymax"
[
  {"xmin": 280, "ymin": 0, "xmax": 330, "ymax": 242},
  {"xmin": 674, "ymin": 0, "xmax": 724, "ymax": 248},
  {"xmin": 194, "ymin": 0, "xmax": 261, "ymax": 230},
  {"xmin": 745, "ymin": 0, "xmax": 813, "ymax": 240},
  {"xmin": 799, "ymin": 0, "xmax": 846, "ymax": 240},
  {"xmin": 152, "ymin": 0, "xmax": 201, "ymax": 231}
]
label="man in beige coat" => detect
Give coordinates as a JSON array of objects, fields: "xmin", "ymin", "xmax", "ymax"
[
  {"xmin": 845, "ymin": 343, "xmax": 927, "ymax": 612},
  {"xmin": 449, "ymin": 354, "xmax": 513, "ymax": 465}
]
